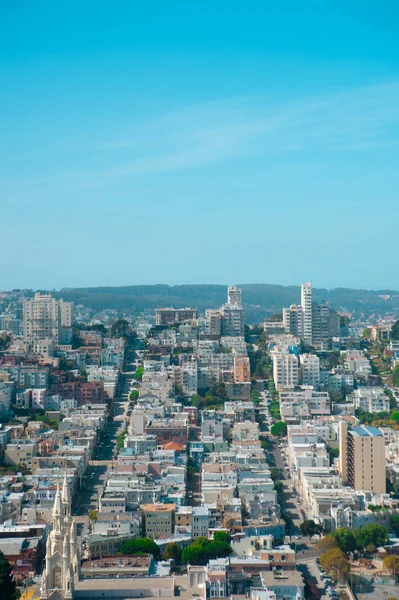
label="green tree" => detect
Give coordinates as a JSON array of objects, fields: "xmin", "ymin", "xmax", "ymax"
[
  {"xmin": 274, "ymin": 480, "xmax": 284, "ymax": 495},
  {"xmin": 270, "ymin": 468, "xmax": 281, "ymax": 482},
  {"xmin": 270, "ymin": 421, "xmax": 287, "ymax": 438},
  {"xmin": 111, "ymin": 319, "xmax": 131, "ymax": 338},
  {"xmin": 331, "ymin": 528, "xmax": 357, "ymax": 554},
  {"xmin": 213, "ymin": 531, "xmax": 231, "ymax": 543},
  {"xmin": 391, "ymin": 320, "xmax": 399, "ymax": 341},
  {"xmin": 163, "ymin": 542, "xmax": 182, "ymax": 564},
  {"xmin": 116, "ymin": 429, "xmax": 127, "ymax": 452},
  {"xmin": 393, "ymin": 366, "xmax": 399, "ymax": 387},
  {"xmin": 391, "ymin": 411, "xmax": 399, "ymax": 422},
  {"xmin": 182, "ymin": 537, "xmax": 232, "ymax": 565},
  {"xmin": 129, "ymin": 390, "xmax": 139, "ymax": 402},
  {"xmin": 354, "ymin": 524, "xmax": 389, "ymax": 551},
  {"xmin": 320, "ymin": 548, "xmax": 349, "ymax": 583},
  {"xmin": 300, "ymin": 519, "xmax": 321, "ymax": 541},
  {"xmin": 88, "ymin": 509, "xmax": 98, "ymax": 522},
  {"xmin": 135, "ymin": 366, "xmax": 144, "ymax": 381},
  {"xmin": 0, "ymin": 550, "xmax": 17, "ymax": 600},
  {"xmin": 391, "ymin": 513, "xmax": 399, "ymax": 536},
  {"xmin": 327, "ymin": 446, "xmax": 339, "ymax": 465},
  {"xmin": 120, "ymin": 538, "xmax": 161, "ymax": 559}
]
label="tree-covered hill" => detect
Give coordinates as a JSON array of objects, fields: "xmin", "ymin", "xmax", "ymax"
[{"xmin": 50, "ymin": 283, "xmax": 399, "ymax": 323}]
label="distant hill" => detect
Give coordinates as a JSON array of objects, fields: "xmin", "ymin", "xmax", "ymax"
[{"xmin": 54, "ymin": 284, "xmax": 399, "ymax": 323}]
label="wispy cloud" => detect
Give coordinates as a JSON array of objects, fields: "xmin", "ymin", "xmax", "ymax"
[
  {"xmin": 92, "ymin": 80, "xmax": 399, "ymax": 179},
  {"xmin": 3, "ymin": 80, "xmax": 397, "ymax": 192}
]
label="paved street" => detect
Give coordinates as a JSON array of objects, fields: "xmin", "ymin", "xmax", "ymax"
[{"xmin": 72, "ymin": 350, "xmax": 139, "ymax": 518}]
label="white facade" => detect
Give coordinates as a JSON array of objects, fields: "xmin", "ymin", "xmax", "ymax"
[
  {"xmin": 227, "ymin": 286, "xmax": 242, "ymax": 308},
  {"xmin": 182, "ymin": 362, "xmax": 198, "ymax": 395},
  {"xmin": 301, "ymin": 282, "xmax": 312, "ymax": 344},
  {"xmin": 299, "ymin": 354, "xmax": 320, "ymax": 389},
  {"xmin": 23, "ymin": 293, "xmax": 73, "ymax": 342},
  {"xmin": 272, "ymin": 353, "xmax": 299, "ymax": 389},
  {"xmin": 348, "ymin": 387, "xmax": 390, "ymax": 414}
]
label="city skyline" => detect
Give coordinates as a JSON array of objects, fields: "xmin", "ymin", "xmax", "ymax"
[{"xmin": 1, "ymin": 2, "xmax": 399, "ymax": 289}]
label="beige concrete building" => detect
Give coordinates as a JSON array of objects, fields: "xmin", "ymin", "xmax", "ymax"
[
  {"xmin": 23, "ymin": 292, "xmax": 73, "ymax": 342},
  {"xmin": 141, "ymin": 503, "xmax": 176, "ymax": 539},
  {"xmin": 339, "ymin": 422, "xmax": 386, "ymax": 494},
  {"xmin": 233, "ymin": 356, "xmax": 251, "ymax": 383}
]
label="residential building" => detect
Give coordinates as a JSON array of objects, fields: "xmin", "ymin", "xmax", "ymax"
[
  {"xmin": 155, "ymin": 308, "xmax": 198, "ymax": 326},
  {"xmin": 339, "ymin": 422, "xmax": 386, "ymax": 494},
  {"xmin": 206, "ymin": 310, "xmax": 222, "ymax": 336},
  {"xmin": 283, "ymin": 305, "xmax": 303, "ymax": 337},
  {"xmin": 234, "ymin": 356, "xmax": 251, "ymax": 383},
  {"xmin": 348, "ymin": 387, "xmax": 390, "ymax": 414},
  {"xmin": 221, "ymin": 305, "xmax": 244, "ymax": 337},
  {"xmin": 141, "ymin": 503, "xmax": 176, "ymax": 539},
  {"xmin": 23, "ymin": 292, "xmax": 73, "ymax": 342},
  {"xmin": 301, "ymin": 282, "xmax": 312, "ymax": 344},
  {"xmin": 299, "ymin": 354, "xmax": 320, "ymax": 389},
  {"xmin": 227, "ymin": 286, "xmax": 242, "ymax": 308},
  {"xmin": 311, "ymin": 303, "xmax": 340, "ymax": 350},
  {"xmin": 272, "ymin": 353, "xmax": 298, "ymax": 389}
]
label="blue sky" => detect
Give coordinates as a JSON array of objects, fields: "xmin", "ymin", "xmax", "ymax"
[{"xmin": 1, "ymin": 1, "xmax": 399, "ymax": 290}]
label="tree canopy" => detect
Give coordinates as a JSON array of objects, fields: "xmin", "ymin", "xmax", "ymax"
[
  {"xmin": 391, "ymin": 320, "xmax": 399, "ymax": 341},
  {"xmin": 213, "ymin": 531, "xmax": 231, "ymax": 543},
  {"xmin": 182, "ymin": 537, "xmax": 232, "ymax": 565},
  {"xmin": 300, "ymin": 519, "xmax": 321, "ymax": 540},
  {"xmin": 120, "ymin": 537, "xmax": 161, "ymax": 559},
  {"xmin": 0, "ymin": 550, "xmax": 17, "ymax": 600},
  {"xmin": 331, "ymin": 528, "xmax": 357, "ymax": 554},
  {"xmin": 270, "ymin": 421, "xmax": 287, "ymax": 438},
  {"xmin": 111, "ymin": 319, "xmax": 131, "ymax": 338},
  {"xmin": 320, "ymin": 548, "xmax": 349, "ymax": 583},
  {"xmin": 316, "ymin": 535, "xmax": 338, "ymax": 554},
  {"xmin": 383, "ymin": 555, "xmax": 399, "ymax": 575},
  {"xmin": 163, "ymin": 542, "xmax": 182, "ymax": 564},
  {"xmin": 354, "ymin": 524, "xmax": 389, "ymax": 551}
]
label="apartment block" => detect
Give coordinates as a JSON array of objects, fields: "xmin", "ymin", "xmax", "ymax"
[
  {"xmin": 23, "ymin": 292, "xmax": 73, "ymax": 342},
  {"xmin": 272, "ymin": 353, "xmax": 298, "ymax": 389},
  {"xmin": 141, "ymin": 503, "xmax": 176, "ymax": 539},
  {"xmin": 299, "ymin": 354, "xmax": 320, "ymax": 389},
  {"xmin": 233, "ymin": 356, "xmax": 251, "ymax": 383},
  {"xmin": 339, "ymin": 422, "xmax": 386, "ymax": 494},
  {"xmin": 301, "ymin": 282, "xmax": 312, "ymax": 344},
  {"xmin": 155, "ymin": 308, "xmax": 198, "ymax": 326}
]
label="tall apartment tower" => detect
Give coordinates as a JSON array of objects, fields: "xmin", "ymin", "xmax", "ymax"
[
  {"xmin": 301, "ymin": 282, "xmax": 312, "ymax": 344},
  {"xmin": 339, "ymin": 422, "xmax": 386, "ymax": 494},
  {"xmin": 23, "ymin": 293, "xmax": 73, "ymax": 342},
  {"xmin": 227, "ymin": 286, "xmax": 242, "ymax": 308}
]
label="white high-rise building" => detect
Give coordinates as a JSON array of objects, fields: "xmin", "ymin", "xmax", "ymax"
[
  {"xmin": 23, "ymin": 293, "xmax": 73, "ymax": 342},
  {"xmin": 301, "ymin": 282, "xmax": 312, "ymax": 344},
  {"xmin": 299, "ymin": 353, "xmax": 320, "ymax": 389},
  {"xmin": 272, "ymin": 352, "xmax": 299, "ymax": 389},
  {"xmin": 227, "ymin": 286, "xmax": 242, "ymax": 308}
]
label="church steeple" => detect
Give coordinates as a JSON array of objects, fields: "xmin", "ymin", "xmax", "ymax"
[
  {"xmin": 41, "ymin": 473, "xmax": 77, "ymax": 600},
  {"xmin": 62, "ymin": 471, "xmax": 72, "ymax": 520},
  {"xmin": 52, "ymin": 482, "xmax": 64, "ymax": 532}
]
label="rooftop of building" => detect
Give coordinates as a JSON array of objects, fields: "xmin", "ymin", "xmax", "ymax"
[{"xmin": 351, "ymin": 425, "xmax": 383, "ymax": 437}]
